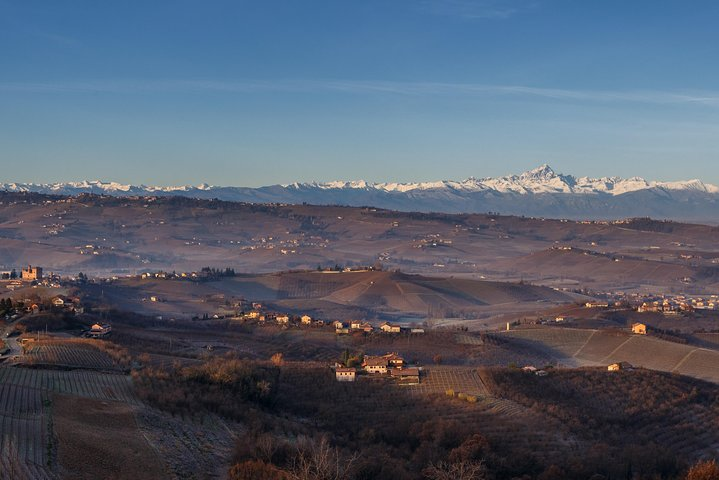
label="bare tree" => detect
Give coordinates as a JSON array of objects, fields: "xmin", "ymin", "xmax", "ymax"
[
  {"xmin": 289, "ymin": 436, "xmax": 357, "ymax": 480},
  {"xmin": 255, "ymin": 433, "xmax": 280, "ymax": 464},
  {"xmin": 423, "ymin": 460, "xmax": 487, "ymax": 480}
]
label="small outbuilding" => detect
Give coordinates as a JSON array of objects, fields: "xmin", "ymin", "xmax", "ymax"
[
  {"xmin": 335, "ymin": 367, "xmax": 356, "ymax": 382},
  {"xmin": 631, "ymin": 322, "xmax": 647, "ymax": 335}
]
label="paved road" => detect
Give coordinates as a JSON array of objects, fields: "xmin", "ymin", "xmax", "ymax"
[{"xmin": 0, "ymin": 321, "xmax": 22, "ymax": 362}]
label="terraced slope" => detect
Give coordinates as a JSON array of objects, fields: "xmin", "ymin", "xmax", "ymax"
[{"xmin": 497, "ymin": 327, "xmax": 719, "ymax": 383}]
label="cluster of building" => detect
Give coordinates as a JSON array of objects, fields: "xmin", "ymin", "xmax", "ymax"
[
  {"xmin": 582, "ymin": 291, "xmax": 719, "ymax": 315},
  {"xmin": 335, "ymin": 352, "xmax": 421, "ymax": 384},
  {"xmin": 333, "ymin": 320, "xmax": 424, "ymax": 335},
  {"xmin": 636, "ymin": 295, "xmax": 719, "ymax": 313},
  {"xmin": 413, "ymin": 233, "xmax": 454, "ymax": 249},
  {"xmin": 1, "ymin": 265, "xmax": 63, "ymax": 289},
  {"xmin": 236, "ymin": 234, "xmax": 330, "ymax": 254}
]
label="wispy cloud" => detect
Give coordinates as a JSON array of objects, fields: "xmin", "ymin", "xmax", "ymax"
[
  {"xmin": 2, "ymin": 78, "xmax": 719, "ymax": 108},
  {"xmin": 416, "ymin": 0, "xmax": 537, "ymax": 19},
  {"xmin": 28, "ymin": 30, "xmax": 81, "ymax": 46}
]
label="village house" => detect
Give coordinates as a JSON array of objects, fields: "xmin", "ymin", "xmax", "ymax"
[
  {"xmin": 334, "ymin": 321, "xmax": 351, "ymax": 334},
  {"xmin": 300, "ymin": 315, "xmax": 312, "ymax": 325},
  {"xmin": 51, "ymin": 296, "xmax": 66, "ymax": 307},
  {"xmin": 244, "ymin": 311, "xmax": 260, "ymax": 319},
  {"xmin": 632, "ymin": 322, "xmax": 647, "ymax": 335},
  {"xmin": 385, "ymin": 353, "xmax": 404, "ymax": 368},
  {"xmin": 350, "ymin": 320, "xmax": 362, "ymax": 330},
  {"xmin": 585, "ymin": 301, "xmax": 609, "ymax": 308},
  {"xmin": 276, "ymin": 315, "xmax": 289, "ymax": 324},
  {"xmin": 25, "ymin": 303, "xmax": 41, "ymax": 314},
  {"xmin": 379, "ymin": 322, "xmax": 401, "ymax": 333},
  {"xmin": 359, "ymin": 322, "xmax": 374, "ymax": 333},
  {"xmin": 362, "ymin": 353, "xmax": 405, "ymax": 374},
  {"xmin": 87, "ymin": 323, "xmax": 112, "ymax": 338},
  {"xmin": 363, "ymin": 356, "xmax": 390, "ymax": 374},
  {"xmin": 335, "ymin": 367, "xmax": 356, "ymax": 382}
]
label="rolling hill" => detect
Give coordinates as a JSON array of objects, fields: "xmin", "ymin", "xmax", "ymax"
[
  {"xmin": 2, "ymin": 192, "xmax": 719, "ymax": 293},
  {"xmin": 90, "ymin": 270, "xmax": 576, "ymax": 321}
]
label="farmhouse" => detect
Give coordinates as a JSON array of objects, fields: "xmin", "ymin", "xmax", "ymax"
[
  {"xmin": 363, "ymin": 356, "xmax": 389, "ymax": 374},
  {"xmin": 632, "ymin": 322, "xmax": 647, "ymax": 335},
  {"xmin": 87, "ymin": 323, "xmax": 112, "ymax": 338},
  {"xmin": 335, "ymin": 367, "xmax": 356, "ymax": 382},
  {"xmin": 362, "ymin": 353, "xmax": 406, "ymax": 374}
]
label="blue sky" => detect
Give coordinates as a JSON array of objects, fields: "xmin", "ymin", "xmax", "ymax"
[{"xmin": 1, "ymin": 0, "xmax": 719, "ymax": 186}]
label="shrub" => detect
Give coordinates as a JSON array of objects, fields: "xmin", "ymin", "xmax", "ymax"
[{"xmin": 685, "ymin": 460, "xmax": 719, "ymax": 480}]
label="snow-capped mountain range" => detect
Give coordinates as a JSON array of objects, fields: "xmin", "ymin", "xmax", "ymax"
[
  {"xmin": 285, "ymin": 164, "xmax": 719, "ymax": 196},
  {"xmin": 3, "ymin": 165, "xmax": 719, "ymax": 221}
]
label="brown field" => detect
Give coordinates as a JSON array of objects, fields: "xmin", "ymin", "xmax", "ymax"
[
  {"xmin": 22, "ymin": 339, "xmax": 119, "ymax": 371},
  {"xmin": 0, "ymin": 364, "xmax": 139, "ymax": 478},
  {"xmin": 52, "ymin": 394, "xmax": 168, "ymax": 480}
]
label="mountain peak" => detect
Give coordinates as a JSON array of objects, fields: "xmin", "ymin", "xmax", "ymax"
[{"xmin": 520, "ymin": 164, "xmax": 556, "ymax": 180}]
